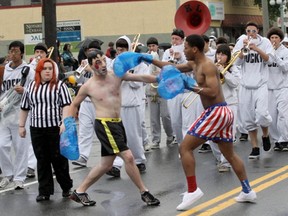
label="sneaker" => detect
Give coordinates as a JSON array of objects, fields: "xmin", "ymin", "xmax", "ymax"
[
  {"xmin": 62, "ymin": 189, "xmax": 72, "ymax": 197},
  {"xmin": 235, "ymin": 190, "xmax": 257, "ymax": 203},
  {"xmin": 151, "ymin": 142, "xmax": 160, "ymax": 149},
  {"xmin": 176, "ymin": 188, "xmax": 204, "ymax": 211},
  {"xmin": 14, "ymin": 181, "xmax": 24, "ymax": 190},
  {"xmin": 239, "ymin": 133, "xmax": 248, "ymax": 141},
  {"xmin": 141, "ymin": 191, "xmax": 160, "ymax": 206},
  {"xmin": 144, "ymin": 144, "xmax": 151, "ymax": 151},
  {"xmin": 262, "ymin": 136, "xmax": 271, "ymax": 151},
  {"xmin": 217, "ymin": 164, "xmax": 231, "ymax": 172},
  {"xmin": 106, "ymin": 167, "xmax": 120, "ymax": 177},
  {"xmin": 273, "ymin": 142, "xmax": 283, "ymax": 151},
  {"xmin": 198, "ymin": 143, "xmax": 212, "ymax": 153},
  {"xmin": 0, "ymin": 168, "xmax": 2, "ymax": 175},
  {"xmin": 72, "ymin": 156, "xmax": 87, "ymax": 167},
  {"xmin": 0, "ymin": 177, "xmax": 11, "ymax": 189},
  {"xmin": 280, "ymin": 142, "xmax": 288, "ymax": 151},
  {"xmin": 249, "ymin": 147, "xmax": 260, "ymax": 159},
  {"xmin": 136, "ymin": 163, "xmax": 146, "ymax": 173},
  {"xmin": 26, "ymin": 167, "xmax": 35, "ymax": 178},
  {"xmin": 166, "ymin": 136, "xmax": 177, "ymax": 146},
  {"xmin": 70, "ymin": 190, "xmax": 96, "ymax": 206},
  {"xmin": 36, "ymin": 195, "xmax": 50, "ymax": 202}
]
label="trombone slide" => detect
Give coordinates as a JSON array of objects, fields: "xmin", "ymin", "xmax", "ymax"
[
  {"xmin": 182, "ymin": 92, "xmax": 199, "ymax": 109},
  {"xmin": 132, "ymin": 33, "xmax": 140, "ymax": 52}
]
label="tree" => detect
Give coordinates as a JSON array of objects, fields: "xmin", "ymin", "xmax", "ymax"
[{"xmin": 254, "ymin": 0, "xmax": 282, "ymax": 25}]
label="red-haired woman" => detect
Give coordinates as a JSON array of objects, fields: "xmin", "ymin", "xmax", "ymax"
[{"xmin": 18, "ymin": 58, "xmax": 73, "ymax": 202}]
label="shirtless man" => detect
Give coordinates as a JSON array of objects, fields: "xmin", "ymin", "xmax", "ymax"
[
  {"xmin": 151, "ymin": 34, "xmax": 256, "ymax": 210},
  {"xmin": 66, "ymin": 49, "xmax": 160, "ymax": 207}
]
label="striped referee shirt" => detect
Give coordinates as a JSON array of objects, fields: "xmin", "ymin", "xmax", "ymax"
[{"xmin": 20, "ymin": 80, "xmax": 72, "ymax": 128}]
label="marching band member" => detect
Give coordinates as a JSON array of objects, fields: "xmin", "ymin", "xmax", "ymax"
[
  {"xmin": 0, "ymin": 41, "xmax": 33, "ymax": 189},
  {"xmin": 210, "ymin": 44, "xmax": 241, "ymax": 172},
  {"xmin": 266, "ymin": 27, "xmax": 288, "ymax": 151},
  {"xmin": 145, "ymin": 37, "xmax": 175, "ymax": 150},
  {"xmin": 162, "ymin": 29, "xmax": 186, "ymax": 145},
  {"xmin": 233, "ymin": 21, "xmax": 273, "ymax": 159}
]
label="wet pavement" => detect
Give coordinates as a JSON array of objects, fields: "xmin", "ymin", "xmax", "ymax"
[{"xmin": 1, "ymin": 122, "xmax": 288, "ymax": 216}]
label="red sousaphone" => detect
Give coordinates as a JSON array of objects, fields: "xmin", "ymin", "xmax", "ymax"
[{"xmin": 174, "ymin": 0, "xmax": 211, "ymax": 36}]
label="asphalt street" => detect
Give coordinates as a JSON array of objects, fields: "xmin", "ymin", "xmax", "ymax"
[{"xmin": 1, "ymin": 113, "xmax": 288, "ymax": 216}]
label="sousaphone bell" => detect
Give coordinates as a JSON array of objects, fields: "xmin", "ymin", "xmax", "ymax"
[{"xmin": 174, "ymin": 0, "xmax": 211, "ymax": 36}]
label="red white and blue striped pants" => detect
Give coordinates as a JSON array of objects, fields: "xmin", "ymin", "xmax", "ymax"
[{"xmin": 187, "ymin": 102, "xmax": 234, "ymax": 143}]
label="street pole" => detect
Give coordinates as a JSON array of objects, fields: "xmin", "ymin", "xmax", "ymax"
[
  {"xmin": 42, "ymin": 0, "xmax": 57, "ymax": 62},
  {"xmin": 262, "ymin": 0, "xmax": 270, "ymax": 36},
  {"xmin": 280, "ymin": 4, "xmax": 286, "ymax": 33}
]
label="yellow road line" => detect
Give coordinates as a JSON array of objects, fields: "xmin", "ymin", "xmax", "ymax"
[
  {"xmin": 177, "ymin": 165, "xmax": 288, "ymax": 216},
  {"xmin": 197, "ymin": 172, "xmax": 288, "ymax": 216}
]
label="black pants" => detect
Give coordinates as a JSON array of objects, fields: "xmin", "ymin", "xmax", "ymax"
[{"xmin": 30, "ymin": 126, "xmax": 73, "ymax": 196}]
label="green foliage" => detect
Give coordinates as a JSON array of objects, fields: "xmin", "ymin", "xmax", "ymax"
[{"xmin": 253, "ymin": 0, "xmax": 282, "ymax": 23}]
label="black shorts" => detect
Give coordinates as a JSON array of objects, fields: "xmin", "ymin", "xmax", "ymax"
[{"xmin": 94, "ymin": 118, "xmax": 129, "ymax": 156}]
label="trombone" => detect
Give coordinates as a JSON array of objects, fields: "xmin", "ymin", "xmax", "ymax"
[
  {"xmin": 182, "ymin": 91, "xmax": 199, "ymax": 109},
  {"xmin": 218, "ymin": 50, "xmax": 241, "ymax": 84},
  {"xmin": 182, "ymin": 50, "xmax": 242, "ymax": 108},
  {"xmin": 47, "ymin": 46, "xmax": 54, "ymax": 59},
  {"xmin": 132, "ymin": 33, "xmax": 140, "ymax": 52}
]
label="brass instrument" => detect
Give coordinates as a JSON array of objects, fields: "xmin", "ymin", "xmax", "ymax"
[
  {"xmin": 74, "ymin": 59, "xmax": 89, "ymax": 79},
  {"xmin": 63, "ymin": 60, "xmax": 89, "ymax": 85},
  {"xmin": 242, "ymin": 37, "xmax": 252, "ymax": 56},
  {"xmin": 132, "ymin": 33, "xmax": 140, "ymax": 52},
  {"xmin": 219, "ymin": 50, "xmax": 241, "ymax": 84},
  {"xmin": 182, "ymin": 91, "xmax": 199, "ymax": 109},
  {"xmin": 47, "ymin": 46, "xmax": 54, "ymax": 59}
]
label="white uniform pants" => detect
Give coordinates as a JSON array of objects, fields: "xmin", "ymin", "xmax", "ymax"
[
  {"xmin": 238, "ymin": 84, "xmax": 272, "ymax": 131},
  {"xmin": 168, "ymin": 93, "xmax": 184, "ymax": 143},
  {"xmin": 268, "ymin": 88, "xmax": 288, "ymax": 143},
  {"xmin": 113, "ymin": 106, "xmax": 146, "ymax": 168},
  {"xmin": 147, "ymin": 96, "xmax": 174, "ymax": 144},
  {"xmin": 182, "ymin": 92, "xmax": 203, "ymax": 137},
  {"xmin": 0, "ymin": 120, "xmax": 28, "ymax": 182},
  {"xmin": 78, "ymin": 100, "xmax": 96, "ymax": 160}
]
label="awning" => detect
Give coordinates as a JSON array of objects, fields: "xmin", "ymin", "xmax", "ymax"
[{"xmin": 221, "ymin": 14, "xmax": 263, "ymax": 28}]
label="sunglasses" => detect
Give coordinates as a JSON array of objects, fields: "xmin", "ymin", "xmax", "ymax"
[{"xmin": 246, "ymin": 29, "xmax": 257, "ymax": 33}]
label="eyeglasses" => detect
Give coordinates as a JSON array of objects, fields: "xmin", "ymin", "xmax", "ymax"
[
  {"xmin": 246, "ymin": 29, "xmax": 257, "ymax": 33},
  {"xmin": 8, "ymin": 49, "xmax": 21, "ymax": 55}
]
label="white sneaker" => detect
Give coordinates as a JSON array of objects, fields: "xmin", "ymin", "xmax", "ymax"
[
  {"xmin": 176, "ymin": 188, "xmax": 204, "ymax": 211},
  {"xmin": 0, "ymin": 177, "xmax": 11, "ymax": 189},
  {"xmin": 72, "ymin": 156, "xmax": 87, "ymax": 167},
  {"xmin": 144, "ymin": 144, "xmax": 151, "ymax": 151},
  {"xmin": 235, "ymin": 190, "xmax": 257, "ymax": 203},
  {"xmin": 14, "ymin": 181, "xmax": 24, "ymax": 190},
  {"xmin": 151, "ymin": 142, "xmax": 160, "ymax": 149},
  {"xmin": 217, "ymin": 164, "xmax": 231, "ymax": 172},
  {"xmin": 166, "ymin": 136, "xmax": 177, "ymax": 145}
]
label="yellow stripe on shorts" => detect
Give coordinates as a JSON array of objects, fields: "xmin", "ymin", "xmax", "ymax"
[{"xmin": 101, "ymin": 120, "xmax": 120, "ymax": 154}]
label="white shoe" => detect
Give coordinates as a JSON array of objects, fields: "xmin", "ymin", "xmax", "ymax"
[
  {"xmin": 151, "ymin": 142, "xmax": 160, "ymax": 149},
  {"xmin": 0, "ymin": 177, "xmax": 11, "ymax": 189},
  {"xmin": 14, "ymin": 181, "xmax": 24, "ymax": 190},
  {"xmin": 235, "ymin": 190, "xmax": 257, "ymax": 203},
  {"xmin": 144, "ymin": 144, "xmax": 151, "ymax": 151},
  {"xmin": 176, "ymin": 188, "xmax": 204, "ymax": 211}
]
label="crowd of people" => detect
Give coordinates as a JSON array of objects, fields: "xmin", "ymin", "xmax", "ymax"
[{"xmin": 0, "ymin": 20, "xmax": 287, "ymax": 211}]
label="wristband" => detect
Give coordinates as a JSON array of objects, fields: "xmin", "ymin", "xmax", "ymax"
[{"xmin": 19, "ymin": 125, "xmax": 25, "ymax": 127}]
